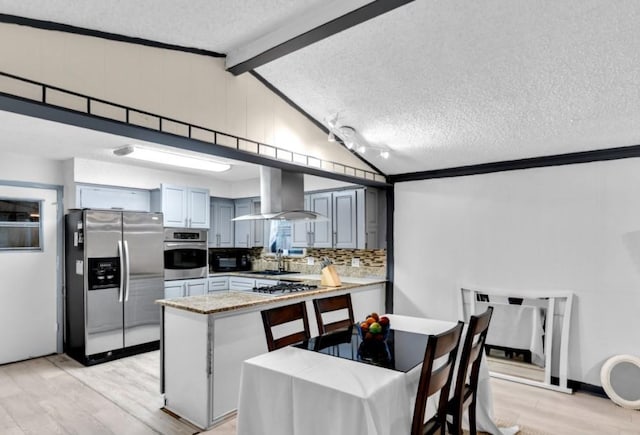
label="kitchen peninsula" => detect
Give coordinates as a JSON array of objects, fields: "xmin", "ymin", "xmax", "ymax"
[{"xmin": 157, "ymin": 273, "xmax": 386, "ymax": 429}]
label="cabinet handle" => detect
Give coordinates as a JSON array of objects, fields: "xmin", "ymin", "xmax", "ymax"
[
  {"xmin": 185, "ymin": 218, "xmax": 188, "ymax": 227},
  {"xmin": 183, "ymin": 282, "xmax": 187, "ymax": 297},
  {"xmin": 333, "ymin": 231, "xmax": 337, "ymax": 247},
  {"xmin": 246, "ymin": 234, "xmax": 250, "ymax": 247}
]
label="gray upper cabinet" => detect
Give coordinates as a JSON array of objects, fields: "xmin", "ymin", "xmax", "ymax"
[
  {"xmin": 234, "ymin": 199, "xmax": 252, "ymax": 248},
  {"xmin": 291, "ymin": 195, "xmax": 311, "ymax": 247},
  {"xmin": 309, "ymin": 192, "xmax": 333, "ymax": 248},
  {"xmin": 252, "ymin": 200, "xmax": 264, "ymax": 247},
  {"xmin": 234, "ymin": 198, "xmax": 264, "ymax": 248},
  {"xmin": 333, "ymin": 190, "xmax": 357, "ymax": 249},
  {"xmin": 76, "ymin": 184, "xmax": 151, "ymax": 211},
  {"xmin": 152, "ymin": 184, "xmax": 210, "ymax": 228},
  {"xmin": 210, "ymin": 198, "xmax": 234, "ymax": 247}
]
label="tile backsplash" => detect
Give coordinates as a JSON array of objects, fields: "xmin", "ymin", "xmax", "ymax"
[{"xmin": 249, "ymin": 247, "xmax": 387, "ymax": 278}]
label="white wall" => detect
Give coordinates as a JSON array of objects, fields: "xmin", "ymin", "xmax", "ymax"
[
  {"xmin": 393, "ymin": 158, "xmax": 640, "ymax": 386},
  {"xmin": 0, "ymin": 151, "xmax": 64, "ymax": 186},
  {"xmin": 0, "ymin": 22, "xmax": 371, "ymax": 173}
]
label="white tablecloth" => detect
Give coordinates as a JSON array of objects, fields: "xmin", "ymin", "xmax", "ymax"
[{"xmin": 236, "ymin": 314, "xmax": 504, "ymax": 435}]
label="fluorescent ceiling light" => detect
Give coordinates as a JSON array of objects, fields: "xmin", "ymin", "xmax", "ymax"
[{"xmin": 114, "ymin": 145, "xmax": 231, "ymax": 172}]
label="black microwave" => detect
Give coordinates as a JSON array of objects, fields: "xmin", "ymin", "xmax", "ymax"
[{"xmin": 210, "ymin": 250, "xmax": 252, "ymax": 272}]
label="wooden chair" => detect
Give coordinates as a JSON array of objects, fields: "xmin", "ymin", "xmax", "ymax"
[
  {"xmin": 447, "ymin": 307, "xmax": 494, "ymax": 435},
  {"xmin": 312, "ymin": 294, "xmax": 355, "ymax": 334},
  {"xmin": 411, "ymin": 321, "xmax": 464, "ymax": 435},
  {"xmin": 260, "ymin": 302, "xmax": 311, "ymax": 352}
]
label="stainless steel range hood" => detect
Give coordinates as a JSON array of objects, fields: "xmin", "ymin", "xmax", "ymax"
[{"xmin": 232, "ymin": 167, "xmax": 326, "ymax": 221}]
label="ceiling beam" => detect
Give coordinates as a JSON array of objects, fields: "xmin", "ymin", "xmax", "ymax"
[{"xmin": 226, "ymin": 0, "xmax": 414, "ymax": 75}]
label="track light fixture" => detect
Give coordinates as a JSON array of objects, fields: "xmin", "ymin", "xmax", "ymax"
[{"xmin": 324, "ymin": 113, "xmax": 391, "ymax": 160}]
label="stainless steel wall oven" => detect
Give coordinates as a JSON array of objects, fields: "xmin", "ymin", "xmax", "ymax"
[{"xmin": 163, "ymin": 228, "xmax": 208, "ymax": 280}]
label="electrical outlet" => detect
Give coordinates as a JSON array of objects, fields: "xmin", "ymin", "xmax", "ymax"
[
  {"xmin": 307, "ymin": 256, "xmax": 315, "ymax": 265},
  {"xmin": 351, "ymin": 257, "xmax": 360, "ymax": 267}
]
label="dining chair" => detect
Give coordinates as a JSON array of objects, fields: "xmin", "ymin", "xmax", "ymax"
[
  {"xmin": 447, "ymin": 306, "xmax": 494, "ymax": 435},
  {"xmin": 312, "ymin": 293, "xmax": 355, "ymax": 334},
  {"xmin": 411, "ymin": 321, "xmax": 464, "ymax": 435},
  {"xmin": 260, "ymin": 301, "xmax": 311, "ymax": 351}
]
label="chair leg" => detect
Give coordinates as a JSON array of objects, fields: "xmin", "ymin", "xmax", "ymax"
[
  {"xmin": 468, "ymin": 399, "xmax": 477, "ymax": 435},
  {"xmin": 450, "ymin": 405, "xmax": 463, "ymax": 435}
]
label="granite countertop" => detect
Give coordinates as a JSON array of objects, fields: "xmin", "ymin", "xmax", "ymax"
[
  {"xmin": 156, "ymin": 277, "xmax": 386, "ymax": 315},
  {"xmin": 208, "ymin": 271, "xmax": 385, "ymax": 284}
]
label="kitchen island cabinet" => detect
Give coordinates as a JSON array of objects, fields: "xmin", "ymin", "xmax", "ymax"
[{"xmin": 157, "ymin": 277, "xmax": 386, "ymax": 429}]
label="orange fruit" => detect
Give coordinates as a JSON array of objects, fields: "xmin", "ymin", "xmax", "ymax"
[
  {"xmin": 365, "ymin": 317, "xmax": 376, "ymax": 325},
  {"xmin": 360, "ymin": 322, "xmax": 369, "ymax": 331}
]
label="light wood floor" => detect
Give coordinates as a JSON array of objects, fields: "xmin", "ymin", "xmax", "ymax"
[{"xmin": 0, "ymin": 350, "xmax": 638, "ymax": 434}]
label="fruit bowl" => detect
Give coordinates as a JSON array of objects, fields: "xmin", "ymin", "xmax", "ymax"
[{"xmin": 356, "ymin": 313, "xmax": 391, "ymax": 342}]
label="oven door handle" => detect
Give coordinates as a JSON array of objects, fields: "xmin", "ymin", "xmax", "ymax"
[{"xmin": 163, "ymin": 242, "xmax": 207, "ymax": 249}]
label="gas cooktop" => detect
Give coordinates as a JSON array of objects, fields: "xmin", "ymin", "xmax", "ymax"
[{"xmin": 252, "ymin": 282, "xmax": 319, "ymax": 296}]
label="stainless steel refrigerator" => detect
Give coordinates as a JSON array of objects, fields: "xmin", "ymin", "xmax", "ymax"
[{"xmin": 65, "ymin": 209, "xmax": 164, "ymax": 365}]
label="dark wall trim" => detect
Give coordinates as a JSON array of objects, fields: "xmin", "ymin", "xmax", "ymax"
[
  {"xmin": 385, "ymin": 187, "xmax": 395, "ymax": 314},
  {"xmin": 228, "ymin": 0, "xmax": 414, "ymax": 75},
  {"xmin": 250, "ymin": 71, "xmax": 387, "ymax": 179},
  {"xmin": 390, "ymin": 144, "xmax": 640, "ymax": 183},
  {"xmin": 0, "ymin": 13, "xmax": 225, "ymax": 58},
  {"xmin": 0, "ymin": 93, "xmax": 389, "ymax": 188}
]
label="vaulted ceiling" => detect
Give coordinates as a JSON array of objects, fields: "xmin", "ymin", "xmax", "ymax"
[{"xmin": 1, "ymin": 0, "xmax": 640, "ymax": 176}]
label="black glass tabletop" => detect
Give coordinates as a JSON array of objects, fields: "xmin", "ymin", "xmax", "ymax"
[{"xmin": 294, "ymin": 326, "xmax": 428, "ymax": 372}]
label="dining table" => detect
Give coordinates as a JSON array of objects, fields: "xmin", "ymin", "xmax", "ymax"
[{"xmin": 236, "ymin": 314, "xmax": 517, "ymax": 435}]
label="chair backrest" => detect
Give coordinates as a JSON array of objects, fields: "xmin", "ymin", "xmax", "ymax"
[
  {"xmin": 261, "ymin": 302, "xmax": 311, "ymax": 352},
  {"xmin": 411, "ymin": 321, "xmax": 464, "ymax": 435},
  {"xmin": 453, "ymin": 307, "xmax": 494, "ymax": 405},
  {"xmin": 312, "ymin": 294, "xmax": 355, "ymax": 334}
]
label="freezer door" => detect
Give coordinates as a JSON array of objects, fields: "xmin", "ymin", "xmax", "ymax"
[
  {"xmin": 84, "ymin": 210, "xmax": 124, "ymax": 355},
  {"xmin": 123, "ymin": 212, "xmax": 164, "ymax": 347}
]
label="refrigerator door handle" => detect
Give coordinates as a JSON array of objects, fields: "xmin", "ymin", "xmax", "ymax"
[
  {"xmin": 118, "ymin": 240, "xmax": 125, "ymax": 302},
  {"xmin": 124, "ymin": 240, "xmax": 131, "ymax": 301}
]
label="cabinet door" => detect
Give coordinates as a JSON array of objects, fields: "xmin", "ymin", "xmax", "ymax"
[
  {"xmin": 252, "ymin": 200, "xmax": 264, "ymax": 247},
  {"xmin": 211, "ymin": 199, "xmax": 235, "ymax": 247},
  {"xmin": 188, "ymin": 188, "xmax": 210, "ymax": 229},
  {"xmin": 310, "ymin": 193, "xmax": 333, "ymax": 248},
  {"xmin": 234, "ymin": 200, "xmax": 251, "ymax": 248},
  {"xmin": 162, "ymin": 184, "xmax": 188, "ymax": 227},
  {"xmin": 365, "ymin": 188, "xmax": 379, "ymax": 249},
  {"xmin": 208, "ymin": 277, "xmax": 229, "ymax": 292},
  {"xmin": 291, "ymin": 195, "xmax": 311, "ymax": 247},
  {"xmin": 333, "ymin": 190, "xmax": 357, "ymax": 249},
  {"xmin": 77, "ymin": 185, "xmax": 151, "ymax": 211},
  {"xmin": 164, "ymin": 281, "xmax": 185, "ymax": 299},
  {"xmin": 228, "ymin": 277, "xmax": 256, "ymax": 291},
  {"xmin": 185, "ymin": 279, "xmax": 207, "ymax": 296}
]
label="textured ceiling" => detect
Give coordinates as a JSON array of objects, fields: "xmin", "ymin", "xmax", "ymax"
[
  {"xmin": 257, "ymin": 0, "xmax": 640, "ymax": 174},
  {"xmin": 0, "ymin": 0, "xmax": 325, "ymax": 53},
  {"xmin": 2, "ymin": 0, "xmax": 640, "ymax": 176}
]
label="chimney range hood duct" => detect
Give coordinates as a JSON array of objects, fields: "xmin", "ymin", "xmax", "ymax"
[{"xmin": 232, "ymin": 167, "xmax": 326, "ymax": 221}]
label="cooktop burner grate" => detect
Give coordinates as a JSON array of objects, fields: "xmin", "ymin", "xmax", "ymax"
[{"xmin": 253, "ymin": 282, "xmax": 319, "ymax": 295}]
